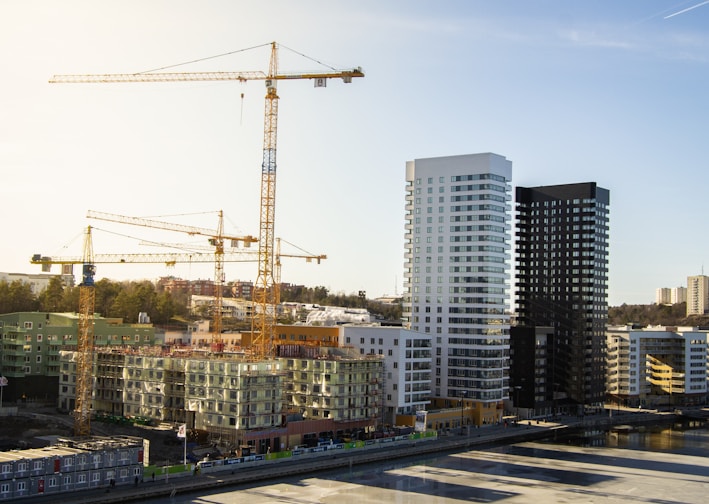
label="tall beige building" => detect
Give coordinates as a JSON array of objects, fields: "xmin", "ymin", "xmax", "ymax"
[{"xmin": 686, "ymin": 275, "xmax": 709, "ymax": 315}]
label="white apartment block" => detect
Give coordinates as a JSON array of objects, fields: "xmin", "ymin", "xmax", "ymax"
[
  {"xmin": 403, "ymin": 153, "xmax": 512, "ymax": 403},
  {"xmin": 687, "ymin": 275, "xmax": 709, "ymax": 316},
  {"xmin": 672, "ymin": 287, "xmax": 687, "ymax": 304},
  {"xmin": 606, "ymin": 325, "xmax": 708, "ymax": 407},
  {"xmin": 340, "ymin": 325, "xmax": 432, "ymax": 424},
  {"xmin": 655, "ymin": 288, "xmax": 671, "ymax": 305},
  {"xmin": 655, "ymin": 287, "xmax": 687, "ymax": 305}
]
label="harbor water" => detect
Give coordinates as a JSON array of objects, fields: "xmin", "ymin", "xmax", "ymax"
[{"xmin": 152, "ymin": 419, "xmax": 709, "ymax": 503}]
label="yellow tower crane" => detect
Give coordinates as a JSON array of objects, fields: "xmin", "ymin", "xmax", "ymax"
[
  {"xmin": 50, "ymin": 42, "xmax": 364, "ymax": 359},
  {"xmin": 86, "ymin": 210, "xmax": 256, "ymax": 349},
  {"xmin": 31, "ymin": 227, "xmax": 261, "ymax": 436},
  {"xmin": 75, "ymin": 226, "xmax": 96, "ymax": 437}
]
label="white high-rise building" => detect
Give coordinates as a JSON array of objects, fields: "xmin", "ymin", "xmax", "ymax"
[
  {"xmin": 687, "ymin": 275, "xmax": 709, "ymax": 316},
  {"xmin": 671, "ymin": 287, "xmax": 687, "ymax": 304},
  {"xmin": 402, "ymin": 153, "xmax": 512, "ymax": 405},
  {"xmin": 656, "ymin": 288, "xmax": 672, "ymax": 305}
]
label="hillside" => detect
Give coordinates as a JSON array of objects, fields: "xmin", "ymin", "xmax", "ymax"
[{"xmin": 608, "ymin": 302, "xmax": 709, "ymax": 327}]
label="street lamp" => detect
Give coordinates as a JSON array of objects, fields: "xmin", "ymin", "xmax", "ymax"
[
  {"xmin": 460, "ymin": 390, "xmax": 467, "ymax": 435},
  {"xmin": 514, "ymin": 386, "xmax": 522, "ymax": 423}
]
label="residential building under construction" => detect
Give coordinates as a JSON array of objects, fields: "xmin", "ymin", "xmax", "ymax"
[{"xmin": 58, "ymin": 344, "xmax": 383, "ymax": 453}]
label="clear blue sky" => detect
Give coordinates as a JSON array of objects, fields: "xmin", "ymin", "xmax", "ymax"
[{"xmin": 2, "ymin": 1, "xmax": 708, "ymax": 306}]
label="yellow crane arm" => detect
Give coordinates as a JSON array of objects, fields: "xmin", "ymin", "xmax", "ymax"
[
  {"xmin": 31, "ymin": 251, "xmax": 257, "ymax": 266},
  {"xmin": 49, "ymin": 68, "xmax": 363, "ymax": 84},
  {"xmin": 86, "ymin": 210, "xmax": 256, "ymax": 246}
]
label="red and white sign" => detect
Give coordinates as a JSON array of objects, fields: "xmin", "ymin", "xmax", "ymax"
[{"xmin": 177, "ymin": 424, "xmax": 186, "ymax": 439}]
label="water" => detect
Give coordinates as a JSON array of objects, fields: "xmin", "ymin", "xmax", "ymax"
[{"xmin": 155, "ymin": 421, "xmax": 709, "ymax": 503}]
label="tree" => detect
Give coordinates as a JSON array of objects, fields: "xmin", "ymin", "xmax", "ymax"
[
  {"xmin": 0, "ymin": 280, "xmax": 38, "ymax": 313},
  {"xmin": 110, "ymin": 281, "xmax": 157, "ymax": 323},
  {"xmin": 38, "ymin": 277, "xmax": 65, "ymax": 312}
]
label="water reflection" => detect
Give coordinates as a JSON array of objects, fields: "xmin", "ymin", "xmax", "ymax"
[{"xmin": 543, "ymin": 418, "xmax": 709, "ymax": 456}]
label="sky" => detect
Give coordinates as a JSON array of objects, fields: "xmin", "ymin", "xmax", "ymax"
[{"xmin": 2, "ymin": 1, "xmax": 709, "ymax": 307}]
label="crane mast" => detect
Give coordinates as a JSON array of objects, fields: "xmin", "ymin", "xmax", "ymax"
[
  {"xmin": 75, "ymin": 226, "xmax": 96, "ymax": 437},
  {"xmin": 254, "ymin": 42, "xmax": 279, "ymax": 359}
]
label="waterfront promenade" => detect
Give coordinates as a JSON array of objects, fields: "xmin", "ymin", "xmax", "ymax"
[{"xmin": 18, "ymin": 409, "xmax": 678, "ymax": 504}]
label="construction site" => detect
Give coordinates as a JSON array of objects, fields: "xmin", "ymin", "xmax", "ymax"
[{"xmin": 0, "ymin": 42, "xmax": 382, "ymax": 501}]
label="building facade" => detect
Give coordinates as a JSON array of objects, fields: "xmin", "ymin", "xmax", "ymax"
[
  {"xmin": 514, "ymin": 182, "xmax": 610, "ymax": 412},
  {"xmin": 0, "ymin": 312, "xmax": 154, "ymax": 403},
  {"xmin": 655, "ymin": 288, "xmax": 672, "ymax": 305},
  {"xmin": 672, "ymin": 286, "xmax": 687, "ymax": 305},
  {"xmin": 340, "ymin": 325, "xmax": 432, "ymax": 424},
  {"xmin": 0, "ymin": 436, "xmax": 144, "ymax": 501},
  {"xmin": 686, "ymin": 275, "xmax": 709, "ymax": 316},
  {"xmin": 606, "ymin": 325, "xmax": 708, "ymax": 407},
  {"xmin": 403, "ymin": 153, "xmax": 512, "ymax": 412},
  {"xmin": 59, "ymin": 345, "xmax": 382, "ymax": 453}
]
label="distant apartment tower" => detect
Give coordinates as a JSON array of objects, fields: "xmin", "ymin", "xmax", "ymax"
[
  {"xmin": 672, "ymin": 286, "xmax": 687, "ymax": 304},
  {"xmin": 656, "ymin": 288, "xmax": 672, "ymax": 305},
  {"xmin": 686, "ymin": 275, "xmax": 709, "ymax": 316},
  {"xmin": 513, "ymin": 182, "xmax": 610, "ymax": 411},
  {"xmin": 656, "ymin": 287, "xmax": 687, "ymax": 305},
  {"xmin": 402, "ymin": 153, "xmax": 512, "ymax": 410}
]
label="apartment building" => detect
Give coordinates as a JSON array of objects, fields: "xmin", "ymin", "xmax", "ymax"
[
  {"xmin": 0, "ymin": 436, "xmax": 144, "ymax": 500},
  {"xmin": 606, "ymin": 325, "xmax": 708, "ymax": 407},
  {"xmin": 686, "ymin": 275, "xmax": 709, "ymax": 316},
  {"xmin": 279, "ymin": 344, "xmax": 383, "ymax": 424},
  {"xmin": 340, "ymin": 325, "xmax": 431, "ymax": 424},
  {"xmin": 672, "ymin": 287, "xmax": 687, "ymax": 304},
  {"xmin": 514, "ymin": 182, "xmax": 610, "ymax": 412},
  {"xmin": 402, "ymin": 153, "xmax": 512, "ymax": 415},
  {"xmin": 0, "ymin": 312, "xmax": 154, "ymax": 402},
  {"xmin": 59, "ymin": 344, "xmax": 382, "ymax": 453},
  {"xmin": 656, "ymin": 288, "xmax": 672, "ymax": 305}
]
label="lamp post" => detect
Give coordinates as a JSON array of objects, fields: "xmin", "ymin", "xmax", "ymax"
[
  {"xmin": 460, "ymin": 390, "xmax": 467, "ymax": 435},
  {"xmin": 514, "ymin": 386, "xmax": 522, "ymax": 424}
]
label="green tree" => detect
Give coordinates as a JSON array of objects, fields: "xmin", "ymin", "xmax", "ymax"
[
  {"xmin": 95, "ymin": 278, "xmax": 123, "ymax": 317},
  {"xmin": 110, "ymin": 281, "xmax": 157, "ymax": 323},
  {"xmin": 37, "ymin": 277, "xmax": 65, "ymax": 312},
  {"xmin": 0, "ymin": 280, "xmax": 38, "ymax": 313}
]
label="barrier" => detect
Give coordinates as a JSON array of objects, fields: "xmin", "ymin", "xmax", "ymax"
[{"xmin": 196, "ymin": 432, "xmax": 438, "ymax": 474}]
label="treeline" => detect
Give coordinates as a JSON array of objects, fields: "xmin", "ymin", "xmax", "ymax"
[
  {"xmin": 0, "ymin": 279, "xmax": 402, "ymax": 325},
  {"xmin": 0, "ymin": 278, "xmax": 190, "ymax": 324},
  {"xmin": 608, "ymin": 302, "xmax": 709, "ymax": 327}
]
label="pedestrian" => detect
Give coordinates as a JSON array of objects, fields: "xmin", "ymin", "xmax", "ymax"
[
  {"xmin": 151, "ymin": 472, "xmax": 155, "ymax": 482},
  {"xmin": 134, "ymin": 475, "xmax": 139, "ymax": 487}
]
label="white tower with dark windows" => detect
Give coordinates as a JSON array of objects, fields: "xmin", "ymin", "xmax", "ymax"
[{"xmin": 402, "ymin": 153, "xmax": 512, "ymax": 409}]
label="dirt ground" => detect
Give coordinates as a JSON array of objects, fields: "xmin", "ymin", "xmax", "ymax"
[{"xmin": 1, "ymin": 405, "xmax": 187, "ymax": 465}]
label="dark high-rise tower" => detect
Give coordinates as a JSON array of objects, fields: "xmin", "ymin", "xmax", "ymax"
[{"xmin": 513, "ymin": 183, "xmax": 609, "ymax": 412}]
